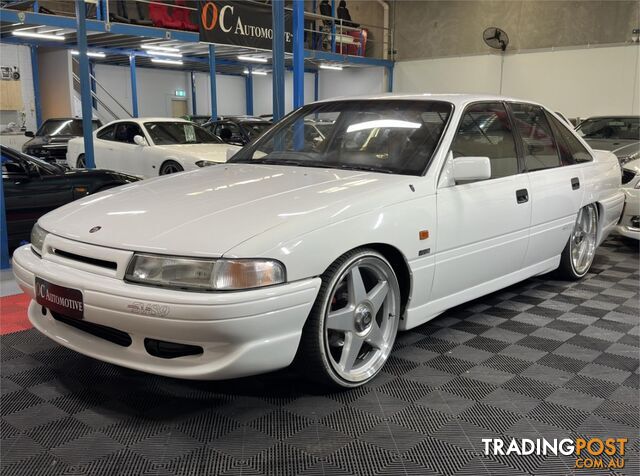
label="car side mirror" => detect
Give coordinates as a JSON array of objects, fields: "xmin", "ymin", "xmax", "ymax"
[
  {"xmin": 133, "ymin": 135, "xmax": 147, "ymax": 146},
  {"xmin": 452, "ymin": 156, "xmax": 491, "ymax": 182},
  {"xmin": 24, "ymin": 131, "xmax": 34, "ymax": 138}
]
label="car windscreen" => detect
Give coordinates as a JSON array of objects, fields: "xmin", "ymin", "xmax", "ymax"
[
  {"xmin": 229, "ymin": 100, "xmax": 453, "ymax": 176},
  {"xmin": 241, "ymin": 121, "xmax": 271, "ymax": 139},
  {"xmin": 576, "ymin": 117, "xmax": 640, "ymax": 141},
  {"xmin": 1, "ymin": 146, "xmax": 59, "ymax": 175},
  {"xmin": 36, "ymin": 119, "xmax": 99, "ymax": 136},
  {"xmin": 144, "ymin": 122, "xmax": 223, "ymax": 145}
]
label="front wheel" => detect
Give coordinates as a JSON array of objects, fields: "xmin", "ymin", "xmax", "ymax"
[
  {"xmin": 295, "ymin": 249, "xmax": 401, "ymax": 388},
  {"xmin": 556, "ymin": 204, "xmax": 598, "ymax": 280},
  {"xmin": 159, "ymin": 160, "xmax": 183, "ymax": 175}
]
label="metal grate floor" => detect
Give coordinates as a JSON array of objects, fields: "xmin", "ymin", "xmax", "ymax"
[{"xmin": 1, "ymin": 236, "xmax": 638, "ymax": 476}]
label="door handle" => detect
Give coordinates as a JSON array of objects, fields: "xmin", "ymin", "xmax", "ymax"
[
  {"xmin": 516, "ymin": 188, "xmax": 529, "ymax": 204},
  {"xmin": 571, "ymin": 177, "xmax": 580, "ymax": 190}
]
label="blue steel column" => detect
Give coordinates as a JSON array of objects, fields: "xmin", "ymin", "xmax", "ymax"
[
  {"xmin": 89, "ymin": 60, "xmax": 97, "ymax": 109},
  {"xmin": 330, "ymin": 0, "xmax": 336, "ymax": 53},
  {"xmin": 208, "ymin": 44, "xmax": 217, "ymax": 120},
  {"xmin": 314, "ymin": 71, "xmax": 319, "ymax": 101},
  {"xmin": 75, "ymin": 0, "xmax": 96, "ymax": 169},
  {"xmin": 272, "ymin": 0, "xmax": 285, "ymax": 121},
  {"xmin": 129, "ymin": 55, "xmax": 139, "ymax": 117},
  {"xmin": 293, "ymin": 0, "xmax": 304, "ymax": 109},
  {"xmin": 245, "ymin": 66, "xmax": 254, "ymax": 116},
  {"xmin": 29, "ymin": 45, "xmax": 42, "ymax": 128},
  {"xmin": 190, "ymin": 71, "xmax": 197, "ymax": 115},
  {"xmin": 0, "ymin": 163, "xmax": 9, "ymax": 270}
]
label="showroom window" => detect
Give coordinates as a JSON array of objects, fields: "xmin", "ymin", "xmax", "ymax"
[
  {"xmin": 545, "ymin": 112, "xmax": 593, "ymax": 164},
  {"xmin": 450, "ymin": 102, "xmax": 519, "ymax": 180},
  {"xmin": 97, "ymin": 124, "xmax": 116, "ymax": 141},
  {"xmin": 510, "ymin": 103, "xmax": 561, "ymax": 171}
]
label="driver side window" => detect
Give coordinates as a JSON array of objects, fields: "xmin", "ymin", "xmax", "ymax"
[
  {"xmin": 114, "ymin": 123, "xmax": 143, "ymax": 145},
  {"xmin": 1, "ymin": 155, "xmax": 27, "ymax": 175},
  {"xmin": 451, "ymin": 102, "xmax": 519, "ymax": 181}
]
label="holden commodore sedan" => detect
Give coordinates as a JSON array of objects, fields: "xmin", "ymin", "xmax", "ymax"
[
  {"xmin": 13, "ymin": 94, "xmax": 624, "ymax": 388},
  {"xmin": 66, "ymin": 118, "xmax": 239, "ymax": 178}
]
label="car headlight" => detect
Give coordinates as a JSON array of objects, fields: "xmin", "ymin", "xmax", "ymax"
[
  {"xmin": 31, "ymin": 223, "xmax": 49, "ymax": 256},
  {"xmin": 195, "ymin": 160, "xmax": 216, "ymax": 168},
  {"xmin": 125, "ymin": 253, "xmax": 286, "ymax": 291}
]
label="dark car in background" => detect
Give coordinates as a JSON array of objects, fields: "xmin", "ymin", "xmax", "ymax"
[
  {"xmin": 575, "ymin": 115, "xmax": 639, "ymax": 160},
  {"xmin": 22, "ymin": 118, "xmax": 102, "ymax": 166},
  {"xmin": 2, "ymin": 145, "xmax": 138, "ymax": 250},
  {"xmin": 203, "ymin": 116, "xmax": 272, "ymax": 146}
]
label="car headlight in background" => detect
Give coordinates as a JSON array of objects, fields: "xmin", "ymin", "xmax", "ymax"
[
  {"xmin": 195, "ymin": 160, "xmax": 216, "ymax": 168},
  {"xmin": 31, "ymin": 223, "xmax": 49, "ymax": 256},
  {"xmin": 125, "ymin": 253, "xmax": 286, "ymax": 291}
]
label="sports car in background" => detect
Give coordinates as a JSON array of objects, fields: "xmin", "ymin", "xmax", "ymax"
[
  {"xmin": 22, "ymin": 117, "xmax": 102, "ymax": 166},
  {"xmin": 203, "ymin": 116, "xmax": 272, "ymax": 146},
  {"xmin": 66, "ymin": 118, "xmax": 239, "ymax": 178},
  {"xmin": 2, "ymin": 145, "xmax": 138, "ymax": 250}
]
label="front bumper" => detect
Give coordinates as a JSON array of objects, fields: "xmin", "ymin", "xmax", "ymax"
[
  {"xmin": 616, "ymin": 188, "xmax": 640, "ymax": 240},
  {"xmin": 12, "ymin": 244, "xmax": 321, "ymax": 380}
]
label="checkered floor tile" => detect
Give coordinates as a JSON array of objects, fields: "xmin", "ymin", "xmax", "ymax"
[{"xmin": 1, "ymin": 236, "xmax": 638, "ymax": 475}]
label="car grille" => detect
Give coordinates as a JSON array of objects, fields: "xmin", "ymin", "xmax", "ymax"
[
  {"xmin": 53, "ymin": 249, "xmax": 117, "ymax": 270},
  {"xmin": 50, "ymin": 310, "xmax": 132, "ymax": 347},
  {"xmin": 622, "ymin": 169, "xmax": 636, "ymax": 185}
]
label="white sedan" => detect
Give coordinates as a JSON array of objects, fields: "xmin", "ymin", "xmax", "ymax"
[
  {"xmin": 66, "ymin": 118, "xmax": 238, "ymax": 178},
  {"xmin": 14, "ymin": 94, "xmax": 624, "ymax": 388}
]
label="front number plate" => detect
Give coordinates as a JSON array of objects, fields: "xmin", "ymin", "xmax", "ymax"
[{"xmin": 35, "ymin": 277, "xmax": 84, "ymax": 320}]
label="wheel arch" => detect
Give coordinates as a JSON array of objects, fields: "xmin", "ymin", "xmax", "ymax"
[{"xmin": 159, "ymin": 157, "xmax": 183, "ymax": 173}]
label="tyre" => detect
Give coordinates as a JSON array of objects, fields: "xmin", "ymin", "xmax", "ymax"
[
  {"xmin": 295, "ymin": 248, "xmax": 401, "ymax": 388},
  {"xmin": 76, "ymin": 155, "xmax": 86, "ymax": 168},
  {"xmin": 556, "ymin": 204, "xmax": 598, "ymax": 280},
  {"xmin": 159, "ymin": 161, "xmax": 183, "ymax": 175}
]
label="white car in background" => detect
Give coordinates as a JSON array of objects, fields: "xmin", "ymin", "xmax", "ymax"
[
  {"xmin": 15, "ymin": 94, "xmax": 624, "ymax": 389},
  {"xmin": 617, "ymin": 146, "xmax": 640, "ymax": 239},
  {"xmin": 66, "ymin": 118, "xmax": 239, "ymax": 178}
]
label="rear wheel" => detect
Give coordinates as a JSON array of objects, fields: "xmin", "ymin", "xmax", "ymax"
[
  {"xmin": 295, "ymin": 249, "xmax": 401, "ymax": 388},
  {"xmin": 557, "ymin": 204, "xmax": 598, "ymax": 280},
  {"xmin": 160, "ymin": 161, "xmax": 183, "ymax": 175},
  {"xmin": 76, "ymin": 155, "xmax": 86, "ymax": 168}
]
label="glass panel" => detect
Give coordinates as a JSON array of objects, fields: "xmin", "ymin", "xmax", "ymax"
[{"xmin": 510, "ymin": 103, "xmax": 561, "ymax": 172}]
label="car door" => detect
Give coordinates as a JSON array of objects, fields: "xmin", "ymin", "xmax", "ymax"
[
  {"xmin": 92, "ymin": 123, "xmax": 118, "ymax": 169},
  {"xmin": 111, "ymin": 122, "xmax": 147, "ymax": 176},
  {"xmin": 432, "ymin": 101, "xmax": 532, "ymax": 302},
  {"xmin": 2, "ymin": 149, "xmax": 73, "ymax": 248},
  {"xmin": 509, "ymin": 103, "xmax": 586, "ymax": 268}
]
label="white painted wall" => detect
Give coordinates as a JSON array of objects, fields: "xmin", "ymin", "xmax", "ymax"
[
  {"xmin": 252, "ymin": 72, "xmax": 316, "ymax": 116},
  {"xmin": 394, "ymin": 44, "xmax": 640, "ymax": 118},
  {"xmin": 318, "ymin": 67, "xmax": 386, "ymax": 100},
  {"xmin": 0, "ymin": 44, "xmax": 39, "ymax": 132},
  {"xmin": 193, "ymin": 72, "xmax": 246, "ymax": 116}
]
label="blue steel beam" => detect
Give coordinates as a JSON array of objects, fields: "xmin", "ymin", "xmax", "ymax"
[
  {"xmin": 272, "ymin": 0, "xmax": 285, "ymax": 121},
  {"xmin": 191, "ymin": 71, "xmax": 197, "ymax": 115},
  {"xmin": 129, "ymin": 55, "xmax": 139, "ymax": 117},
  {"xmin": 208, "ymin": 44, "xmax": 217, "ymax": 120},
  {"xmin": 75, "ymin": 0, "xmax": 96, "ymax": 169},
  {"xmin": 292, "ymin": 0, "xmax": 304, "ymax": 109},
  {"xmin": 29, "ymin": 45, "xmax": 42, "ymax": 128},
  {"xmin": 330, "ymin": 0, "xmax": 336, "ymax": 53},
  {"xmin": 245, "ymin": 66, "xmax": 253, "ymax": 116}
]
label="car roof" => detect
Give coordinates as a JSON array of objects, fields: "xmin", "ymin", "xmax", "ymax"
[
  {"xmin": 580, "ymin": 116, "xmax": 639, "ymax": 120},
  {"xmin": 312, "ymin": 93, "xmax": 544, "ymax": 108},
  {"xmin": 101, "ymin": 118, "xmax": 190, "ymax": 126},
  {"xmin": 43, "ymin": 117, "xmax": 100, "ymax": 121}
]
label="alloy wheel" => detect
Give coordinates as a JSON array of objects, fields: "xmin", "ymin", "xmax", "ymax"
[{"xmin": 570, "ymin": 205, "xmax": 597, "ymax": 276}]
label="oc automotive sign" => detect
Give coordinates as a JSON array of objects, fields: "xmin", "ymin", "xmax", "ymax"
[{"xmin": 199, "ymin": 1, "xmax": 293, "ymax": 53}]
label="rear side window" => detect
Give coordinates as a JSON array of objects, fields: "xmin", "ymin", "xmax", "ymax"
[
  {"xmin": 451, "ymin": 102, "xmax": 519, "ymax": 180},
  {"xmin": 97, "ymin": 124, "xmax": 115, "ymax": 141},
  {"xmin": 510, "ymin": 103, "xmax": 561, "ymax": 172},
  {"xmin": 546, "ymin": 112, "xmax": 593, "ymax": 164}
]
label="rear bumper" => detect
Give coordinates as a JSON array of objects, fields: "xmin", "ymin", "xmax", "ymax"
[
  {"xmin": 12, "ymin": 244, "xmax": 321, "ymax": 380},
  {"xmin": 617, "ymin": 188, "xmax": 640, "ymax": 240}
]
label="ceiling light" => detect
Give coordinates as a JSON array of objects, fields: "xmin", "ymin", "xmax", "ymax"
[
  {"xmin": 238, "ymin": 55, "xmax": 268, "ymax": 63},
  {"xmin": 243, "ymin": 69, "xmax": 268, "ymax": 76},
  {"xmin": 151, "ymin": 58, "xmax": 183, "ymax": 65},
  {"xmin": 141, "ymin": 44, "xmax": 181, "ymax": 53},
  {"xmin": 71, "ymin": 50, "xmax": 106, "ymax": 58},
  {"xmin": 148, "ymin": 51, "xmax": 183, "ymax": 58},
  {"xmin": 12, "ymin": 30, "xmax": 65, "ymax": 41},
  {"xmin": 320, "ymin": 64, "xmax": 343, "ymax": 71}
]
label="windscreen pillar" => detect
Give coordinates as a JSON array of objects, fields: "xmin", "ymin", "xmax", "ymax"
[
  {"xmin": 129, "ymin": 55, "xmax": 139, "ymax": 117},
  {"xmin": 75, "ymin": 0, "xmax": 96, "ymax": 168},
  {"xmin": 271, "ymin": 0, "xmax": 285, "ymax": 121},
  {"xmin": 292, "ymin": 0, "xmax": 304, "ymax": 109},
  {"xmin": 208, "ymin": 44, "xmax": 218, "ymax": 120}
]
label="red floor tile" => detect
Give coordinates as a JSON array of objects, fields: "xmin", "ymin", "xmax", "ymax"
[{"xmin": 0, "ymin": 293, "xmax": 32, "ymax": 335}]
